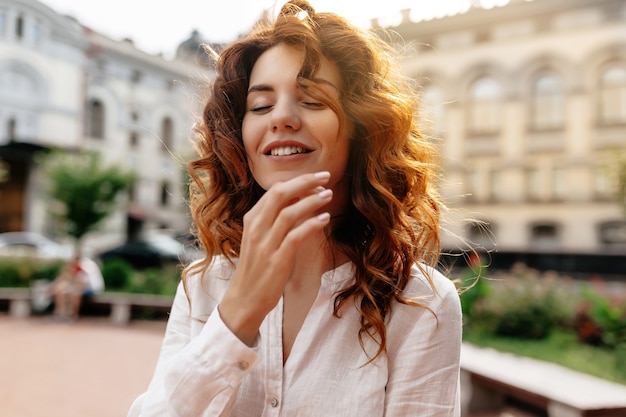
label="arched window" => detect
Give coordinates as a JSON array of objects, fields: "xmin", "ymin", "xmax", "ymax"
[
  {"xmin": 468, "ymin": 76, "xmax": 501, "ymax": 134},
  {"xmin": 161, "ymin": 117, "xmax": 173, "ymax": 152},
  {"xmin": 530, "ymin": 71, "xmax": 565, "ymax": 130},
  {"xmin": 419, "ymin": 83, "xmax": 445, "ymax": 133},
  {"xmin": 88, "ymin": 99, "xmax": 105, "ymax": 139},
  {"xmin": 599, "ymin": 64, "xmax": 626, "ymax": 124}
]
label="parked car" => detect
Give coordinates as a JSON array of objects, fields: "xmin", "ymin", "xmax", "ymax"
[
  {"xmin": 0, "ymin": 232, "xmax": 73, "ymax": 259},
  {"xmin": 98, "ymin": 233, "xmax": 204, "ymax": 269}
]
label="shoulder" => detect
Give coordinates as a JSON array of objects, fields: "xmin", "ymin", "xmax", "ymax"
[
  {"xmin": 391, "ymin": 263, "xmax": 461, "ymax": 324},
  {"xmin": 406, "ymin": 263, "xmax": 459, "ymax": 301},
  {"xmin": 177, "ymin": 255, "xmax": 236, "ymax": 315}
]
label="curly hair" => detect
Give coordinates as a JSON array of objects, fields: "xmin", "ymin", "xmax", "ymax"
[{"xmin": 186, "ymin": 0, "xmax": 443, "ymax": 360}]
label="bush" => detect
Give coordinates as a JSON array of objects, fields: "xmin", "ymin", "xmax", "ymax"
[
  {"xmin": 580, "ymin": 285, "xmax": 626, "ymax": 348},
  {"xmin": 101, "ymin": 258, "xmax": 133, "ymax": 290},
  {"xmin": 127, "ymin": 265, "xmax": 180, "ymax": 296},
  {"xmin": 469, "ymin": 264, "xmax": 575, "ymax": 339},
  {"xmin": 0, "ymin": 256, "xmax": 64, "ymax": 287},
  {"xmin": 458, "ymin": 259, "xmax": 491, "ymax": 319}
]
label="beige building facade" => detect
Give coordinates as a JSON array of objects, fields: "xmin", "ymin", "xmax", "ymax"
[
  {"xmin": 387, "ymin": 0, "xmax": 626, "ymax": 272},
  {"xmin": 0, "ymin": 0, "xmax": 211, "ymax": 253}
]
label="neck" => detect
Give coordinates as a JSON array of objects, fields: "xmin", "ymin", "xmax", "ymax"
[{"xmin": 288, "ymin": 229, "xmax": 347, "ymax": 287}]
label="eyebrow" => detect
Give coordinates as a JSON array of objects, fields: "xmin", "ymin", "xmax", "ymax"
[{"xmin": 247, "ymin": 78, "xmax": 339, "ymax": 94}]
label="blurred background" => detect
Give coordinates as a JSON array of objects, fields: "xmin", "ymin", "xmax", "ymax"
[
  {"xmin": 0, "ymin": 0, "xmax": 625, "ymax": 416},
  {"xmin": 1, "ymin": 0, "xmax": 625, "ymax": 274}
]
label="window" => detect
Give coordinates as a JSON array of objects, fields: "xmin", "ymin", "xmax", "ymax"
[
  {"xmin": 7, "ymin": 117, "xmax": 16, "ymax": 140},
  {"xmin": 527, "ymin": 167, "xmax": 542, "ymax": 200},
  {"xmin": 594, "ymin": 165, "xmax": 612, "ymax": 199},
  {"xmin": 0, "ymin": 10, "xmax": 7, "ymax": 37},
  {"xmin": 15, "ymin": 14, "xmax": 23, "ymax": 40},
  {"xmin": 467, "ymin": 76, "xmax": 501, "ymax": 134},
  {"xmin": 551, "ymin": 167, "xmax": 567, "ymax": 200},
  {"xmin": 420, "ymin": 84, "xmax": 445, "ymax": 133},
  {"xmin": 131, "ymin": 69, "xmax": 142, "ymax": 84},
  {"xmin": 530, "ymin": 71, "xmax": 565, "ymax": 130},
  {"xmin": 468, "ymin": 220, "xmax": 496, "ymax": 249},
  {"xmin": 599, "ymin": 65, "xmax": 626, "ymax": 124},
  {"xmin": 161, "ymin": 117, "xmax": 173, "ymax": 152},
  {"xmin": 598, "ymin": 221, "xmax": 626, "ymax": 247},
  {"xmin": 530, "ymin": 223, "xmax": 560, "ymax": 249},
  {"xmin": 88, "ymin": 99, "xmax": 105, "ymax": 139},
  {"xmin": 129, "ymin": 112, "xmax": 139, "ymax": 147},
  {"xmin": 160, "ymin": 181, "xmax": 170, "ymax": 206},
  {"xmin": 488, "ymin": 169, "xmax": 500, "ymax": 201}
]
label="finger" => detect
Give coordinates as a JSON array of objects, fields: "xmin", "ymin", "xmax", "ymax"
[
  {"xmin": 246, "ymin": 171, "xmax": 331, "ymax": 223},
  {"xmin": 276, "ymin": 211, "xmax": 331, "ymax": 260},
  {"xmin": 257, "ymin": 188, "xmax": 333, "ymax": 251}
]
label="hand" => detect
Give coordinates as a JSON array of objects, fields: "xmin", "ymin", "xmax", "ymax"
[{"xmin": 218, "ymin": 171, "xmax": 333, "ymax": 345}]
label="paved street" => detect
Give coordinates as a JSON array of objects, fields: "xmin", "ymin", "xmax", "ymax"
[
  {"xmin": 0, "ymin": 314, "xmax": 166, "ymax": 417},
  {"xmin": 0, "ymin": 314, "xmax": 535, "ymax": 417}
]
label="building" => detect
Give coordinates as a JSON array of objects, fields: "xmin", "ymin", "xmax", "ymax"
[
  {"xmin": 385, "ymin": 0, "xmax": 626, "ymax": 273},
  {"xmin": 0, "ymin": 0, "xmax": 212, "ymax": 252}
]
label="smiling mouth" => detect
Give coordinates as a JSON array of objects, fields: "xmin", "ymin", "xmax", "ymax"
[{"xmin": 268, "ymin": 146, "xmax": 312, "ymax": 156}]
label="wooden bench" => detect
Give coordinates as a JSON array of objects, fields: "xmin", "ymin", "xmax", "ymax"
[
  {"xmin": 0, "ymin": 287, "xmax": 173, "ymax": 325},
  {"xmin": 461, "ymin": 343, "xmax": 626, "ymax": 417}
]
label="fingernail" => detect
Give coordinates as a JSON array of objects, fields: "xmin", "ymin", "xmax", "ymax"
[
  {"xmin": 312, "ymin": 186, "xmax": 326, "ymax": 193},
  {"xmin": 315, "ymin": 171, "xmax": 331, "ymax": 179},
  {"xmin": 318, "ymin": 189, "xmax": 332, "ymax": 199},
  {"xmin": 317, "ymin": 212, "xmax": 330, "ymax": 222}
]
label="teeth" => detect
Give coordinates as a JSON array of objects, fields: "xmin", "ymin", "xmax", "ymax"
[{"xmin": 271, "ymin": 146, "xmax": 306, "ymax": 156}]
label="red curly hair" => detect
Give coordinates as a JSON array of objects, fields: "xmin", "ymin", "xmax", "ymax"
[{"xmin": 186, "ymin": 0, "xmax": 443, "ymax": 360}]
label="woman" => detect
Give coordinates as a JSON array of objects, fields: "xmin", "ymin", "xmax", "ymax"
[{"xmin": 128, "ymin": 1, "xmax": 462, "ymax": 416}]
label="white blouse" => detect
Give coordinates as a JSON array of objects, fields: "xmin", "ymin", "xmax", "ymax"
[{"xmin": 128, "ymin": 256, "xmax": 462, "ymax": 417}]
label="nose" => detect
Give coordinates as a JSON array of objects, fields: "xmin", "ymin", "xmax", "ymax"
[{"xmin": 270, "ymin": 99, "xmax": 301, "ymax": 132}]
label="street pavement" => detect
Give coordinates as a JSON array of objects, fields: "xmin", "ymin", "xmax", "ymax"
[
  {"xmin": 0, "ymin": 314, "xmax": 166, "ymax": 417},
  {"xmin": 0, "ymin": 314, "xmax": 533, "ymax": 417}
]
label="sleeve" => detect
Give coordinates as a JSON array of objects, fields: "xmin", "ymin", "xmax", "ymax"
[
  {"xmin": 383, "ymin": 268, "xmax": 463, "ymax": 417},
  {"xmin": 127, "ymin": 281, "xmax": 260, "ymax": 417}
]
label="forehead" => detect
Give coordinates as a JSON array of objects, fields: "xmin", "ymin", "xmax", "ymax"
[{"xmin": 248, "ymin": 43, "xmax": 341, "ymax": 90}]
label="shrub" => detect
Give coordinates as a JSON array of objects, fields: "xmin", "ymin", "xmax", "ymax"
[
  {"xmin": 580, "ymin": 285, "xmax": 626, "ymax": 348},
  {"xmin": 101, "ymin": 258, "xmax": 133, "ymax": 290},
  {"xmin": 127, "ymin": 265, "xmax": 180, "ymax": 295},
  {"xmin": 469, "ymin": 264, "xmax": 575, "ymax": 339},
  {"xmin": 458, "ymin": 260, "xmax": 491, "ymax": 319},
  {"xmin": 0, "ymin": 256, "xmax": 64, "ymax": 287}
]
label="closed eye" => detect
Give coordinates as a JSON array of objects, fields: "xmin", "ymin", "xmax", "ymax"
[
  {"xmin": 250, "ymin": 105, "xmax": 273, "ymax": 113},
  {"xmin": 303, "ymin": 102, "xmax": 326, "ymax": 109}
]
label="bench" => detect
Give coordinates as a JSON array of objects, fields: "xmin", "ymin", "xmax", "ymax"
[
  {"xmin": 461, "ymin": 343, "xmax": 626, "ymax": 417},
  {"xmin": 88, "ymin": 292, "xmax": 174, "ymax": 324},
  {"xmin": 0, "ymin": 287, "xmax": 173, "ymax": 325}
]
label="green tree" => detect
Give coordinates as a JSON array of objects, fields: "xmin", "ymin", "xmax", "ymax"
[{"xmin": 40, "ymin": 150, "xmax": 135, "ymax": 251}]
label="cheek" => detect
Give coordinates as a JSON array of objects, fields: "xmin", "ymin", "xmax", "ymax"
[{"xmin": 241, "ymin": 118, "xmax": 257, "ymax": 154}]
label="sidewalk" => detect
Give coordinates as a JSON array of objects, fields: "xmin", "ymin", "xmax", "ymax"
[
  {"xmin": 0, "ymin": 314, "xmax": 536, "ymax": 417},
  {"xmin": 0, "ymin": 314, "xmax": 166, "ymax": 417}
]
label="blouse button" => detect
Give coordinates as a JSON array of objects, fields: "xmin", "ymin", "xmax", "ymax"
[
  {"xmin": 238, "ymin": 361, "xmax": 249, "ymax": 370},
  {"xmin": 270, "ymin": 397, "xmax": 279, "ymax": 407}
]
